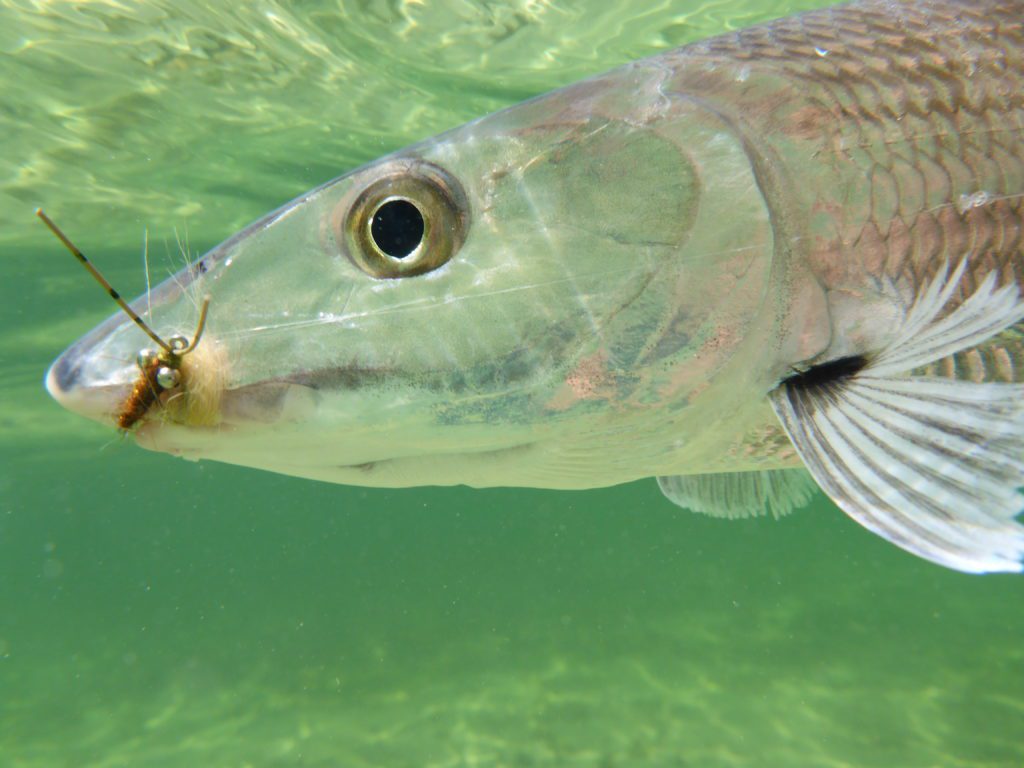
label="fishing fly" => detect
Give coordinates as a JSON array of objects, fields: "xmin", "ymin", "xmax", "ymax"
[{"xmin": 36, "ymin": 208, "xmax": 217, "ymax": 431}]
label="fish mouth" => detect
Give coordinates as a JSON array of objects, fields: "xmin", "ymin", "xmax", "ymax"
[
  {"xmin": 45, "ymin": 251, "xmax": 203, "ymax": 428},
  {"xmin": 46, "ymin": 335, "xmax": 309, "ymax": 433}
]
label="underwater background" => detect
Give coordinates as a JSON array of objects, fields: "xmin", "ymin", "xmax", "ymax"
[{"xmin": 2, "ymin": 0, "xmax": 1023, "ymax": 765}]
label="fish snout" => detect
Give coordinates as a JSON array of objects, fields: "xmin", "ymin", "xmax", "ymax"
[
  {"xmin": 45, "ymin": 346, "xmax": 132, "ymax": 426},
  {"xmin": 45, "ymin": 310, "xmax": 148, "ymax": 427}
]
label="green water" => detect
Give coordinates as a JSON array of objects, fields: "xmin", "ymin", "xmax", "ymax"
[{"xmin": 2, "ymin": 1, "xmax": 1023, "ymax": 765}]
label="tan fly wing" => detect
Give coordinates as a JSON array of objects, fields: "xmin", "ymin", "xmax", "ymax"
[{"xmin": 771, "ymin": 261, "xmax": 1024, "ymax": 573}]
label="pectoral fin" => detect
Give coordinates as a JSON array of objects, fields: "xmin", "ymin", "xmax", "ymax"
[
  {"xmin": 770, "ymin": 261, "xmax": 1024, "ymax": 573},
  {"xmin": 657, "ymin": 469, "xmax": 817, "ymax": 520}
]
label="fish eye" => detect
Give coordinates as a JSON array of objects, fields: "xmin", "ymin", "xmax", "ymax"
[
  {"xmin": 337, "ymin": 162, "xmax": 469, "ymax": 278},
  {"xmin": 370, "ymin": 198, "xmax": 424, "ymax": 259}
]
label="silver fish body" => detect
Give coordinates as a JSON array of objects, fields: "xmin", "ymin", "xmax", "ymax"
[{"xmin": 46, "ymin": 0, "xmax": 1024, "ymax": 572}]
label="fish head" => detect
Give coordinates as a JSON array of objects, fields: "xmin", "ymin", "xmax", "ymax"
[{"xmin": 47, "ymin": 64, "xmax": 778, "ymax": 488}]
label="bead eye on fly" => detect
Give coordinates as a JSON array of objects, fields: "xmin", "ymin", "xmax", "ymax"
[{"xmin": 36, "ymin": 209, "xmax": 212, "ymax": 431}]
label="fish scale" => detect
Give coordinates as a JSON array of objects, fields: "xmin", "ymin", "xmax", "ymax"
[
  {"xmin": 918, "ymin": 326, "xmax": 1024, "ymax": 382},
  {"xmin": 665, "ymin": 0, "xmax": 1023, "ymax": 300},
  {"xmin": 652, "ymin": 0, "xmax": 1024, "ymax": 388}
]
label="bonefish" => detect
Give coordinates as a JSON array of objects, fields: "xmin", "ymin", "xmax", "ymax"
[{"xmin": 44, "ymin": 0, "xmax": 1024, "ymax": 573}]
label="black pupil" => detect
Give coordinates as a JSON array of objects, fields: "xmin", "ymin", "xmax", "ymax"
[{"xmin": 370, "ymin": 199, "xmax": 425, "ymax": 259}]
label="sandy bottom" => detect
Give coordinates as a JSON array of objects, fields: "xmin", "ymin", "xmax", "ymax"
[{"xmin": 3, "ymin": 611, "xmax": 1022, "ymax": 768}]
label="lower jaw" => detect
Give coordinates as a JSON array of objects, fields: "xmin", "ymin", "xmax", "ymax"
[{"xmin": 133, "ymin": 421, "xmax": 540, "ymax": 488}]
